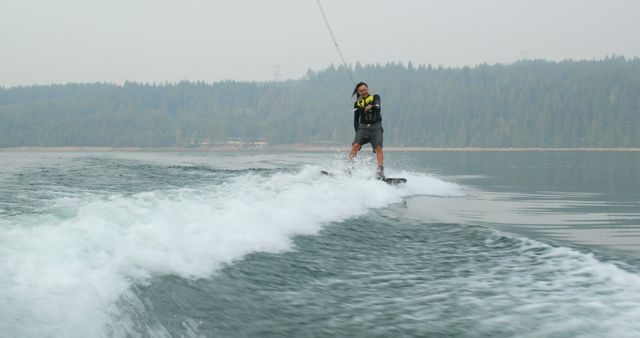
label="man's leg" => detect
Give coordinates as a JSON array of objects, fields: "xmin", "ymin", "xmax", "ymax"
[
  {"xmin": 375, "ymin": 146, "xmax": 384, "ymax": 167},
  {"xmin": 349, "ymin": 143, "xmax": 362, "ymax": 160},
  {"xmin": 371, "ymin": 125, "xmax": 385, "ymax": 178},
  {"xmin": 375, "ymin": 146, "xmax": 385, "ymax": 178}
]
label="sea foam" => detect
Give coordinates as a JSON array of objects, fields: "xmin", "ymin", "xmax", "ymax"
[{"xmin": 0, "ymin": 164, "xmax": 459, "ymax": 337}]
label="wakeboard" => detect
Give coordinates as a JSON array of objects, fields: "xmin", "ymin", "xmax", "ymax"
[
  {"xmin": 380, "ymin": 177, "xmax": 407, "ymax": 185},
  {"xmin": 320, "ymin": 170, "xmax": 407, "ymax": 185}
]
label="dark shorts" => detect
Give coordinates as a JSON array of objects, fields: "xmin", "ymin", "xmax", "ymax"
[{"xmin": 354, "ymin": 123, "xmax": 383, "ymax": 150}]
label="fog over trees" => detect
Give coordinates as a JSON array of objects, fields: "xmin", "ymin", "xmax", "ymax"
[{"xmin": 1, "ymin": 57, "xmax": 639, "ymax": 148}]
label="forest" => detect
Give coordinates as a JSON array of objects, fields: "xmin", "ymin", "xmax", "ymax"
[{"xmin": 1, "ymin": 57, "xmax": 639, "ymax": 148}]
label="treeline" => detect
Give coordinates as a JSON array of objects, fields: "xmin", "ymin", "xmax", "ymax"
[{"xmin": 1, "ymin": 57, "xmax": 639, "ymax": 148}]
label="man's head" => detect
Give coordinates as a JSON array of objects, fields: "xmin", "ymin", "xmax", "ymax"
[{"xmin": 352, "ymin": 82, "xmax": 369, "ymax": 98}]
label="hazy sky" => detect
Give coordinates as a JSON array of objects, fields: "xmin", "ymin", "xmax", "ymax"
[{"xmin": 2, "ymin": 0, "xmax": 640, "ymax": 87}]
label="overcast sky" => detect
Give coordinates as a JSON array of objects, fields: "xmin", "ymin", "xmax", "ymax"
[{"xmin": 2, "ymin": 0, "xmax": 640, "ymax": 87}]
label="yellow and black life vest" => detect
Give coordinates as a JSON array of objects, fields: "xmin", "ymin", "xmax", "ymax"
[
  {"xmin": 354, "ymin": 94, "xmax": 381, "ymax": 125},
  {"xmin": 356, "ymin": 95, "xmax": 376, "ymax": 109}
]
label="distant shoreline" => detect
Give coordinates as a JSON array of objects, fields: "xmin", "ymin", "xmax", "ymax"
[{"xmin": 2, "ymin": 146, "xmax": 640, "ymax": 152}]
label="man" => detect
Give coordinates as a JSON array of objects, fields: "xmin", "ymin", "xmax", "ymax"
[{"xmin": 348, "ymin": 82, "xmax": 385, "ymax": 179}]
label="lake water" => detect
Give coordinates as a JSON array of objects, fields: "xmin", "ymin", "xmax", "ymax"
[{"xmin": 1, "ymin": 150, "xmax": 639, "ymax": 337}]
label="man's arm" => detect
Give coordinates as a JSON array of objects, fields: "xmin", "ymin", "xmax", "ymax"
[
  {"xmin": 369, "ymin": 95, "xmax": 381, "ymax": 113},
  {"xmin": 353, "ymin": 102, "xmax": 361, "ymax": 132}
]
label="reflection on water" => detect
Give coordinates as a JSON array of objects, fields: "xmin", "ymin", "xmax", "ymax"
[
  {"xmin": 401, "ymin": 191, "xmax": 640, "ymax": 253},
  {"xmin": 392, "ymin": 150, "xmax": 640, "ymax": 255}
]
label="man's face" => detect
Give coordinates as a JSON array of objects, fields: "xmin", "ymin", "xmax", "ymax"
[{"xmin": 357, "ymin": 85, "xmax": 369, "ymax": 98}]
